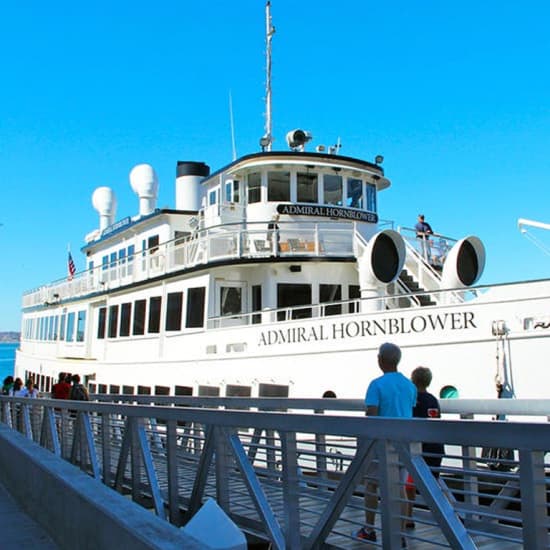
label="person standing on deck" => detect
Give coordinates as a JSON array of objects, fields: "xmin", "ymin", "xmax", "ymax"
[
  {"xmin": 415, "ymin": 214, "xmax": 434, "ymax": 262},
  {"xmin": 354, "ymin": 342, "xmax": 417, "ymax": 547}
]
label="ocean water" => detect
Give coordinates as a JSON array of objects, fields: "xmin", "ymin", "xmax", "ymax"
[{"xmin": 0, "ymin": 343, "xmax": 17, "ymax": 383}]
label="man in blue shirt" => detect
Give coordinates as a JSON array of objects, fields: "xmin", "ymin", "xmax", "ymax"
[
  {"xmin": 415, "ymin": 214, "xmax": 434, "ymax": 262},
  {"xmin": 354, "ymin": 342, "xmax": 417, "ymax": 546},
  {"xmin": 414, "ymin": 214, "xmax": 433, "ymax": 237}
]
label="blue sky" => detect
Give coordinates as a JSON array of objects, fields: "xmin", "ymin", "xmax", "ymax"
[{"xmin": 1, "ymin": 1, "xmax": 550, "ymax": 331}]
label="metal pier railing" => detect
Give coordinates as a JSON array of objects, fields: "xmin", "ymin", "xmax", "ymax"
[{"xmin": 0, "ymin": 396, "xmax": 549, "ymax": 549}]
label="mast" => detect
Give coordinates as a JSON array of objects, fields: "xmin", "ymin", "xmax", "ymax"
[{"xmin": 263, "ymin": 1, "xmax": 275, "ymax": 151}]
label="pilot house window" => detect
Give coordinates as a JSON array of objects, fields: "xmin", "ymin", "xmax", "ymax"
[
  {"xmin": 366, "ymin": 183, "xmax": 377, "ymax": 212},
  {"xmin": 248, "ymin": 172, "xmax": 261, "ymax": 204},
  {"xmin": 267, "ymin": 171, "xmax": 290, "ymax": 202},
  {"xmin": 323, "ymin": 174, "xmax": 343, "ymax": 206},
  {"xmin": 297, "ymin": 172, "xmax": 318, "ymax": 203},
  {"xmin": 347, "ymin": 178, "xmax": 363, "ymax": 208}
]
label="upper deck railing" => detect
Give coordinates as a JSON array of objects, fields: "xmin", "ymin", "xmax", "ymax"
[
  {"xmin": 1, "ymin": 395, "xmax": 549, "ymax": 549},
  {"xmin": 23, "ymin": 220, "xmax": 365, "ymax": 308},
  {"xmin": 23, "ymin": 220, "xmax": 459, "ymax": 312}
]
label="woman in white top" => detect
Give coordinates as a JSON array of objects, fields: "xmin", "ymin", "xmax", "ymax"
[{"xmin": 17, "ymin": 380, "xmax": 38, "ymax": 398}]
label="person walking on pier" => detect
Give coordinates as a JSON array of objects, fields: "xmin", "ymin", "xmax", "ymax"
[
  {"xmin": 405, "ymin": 366, "xmax": 445, "ymax": 529},
  {"xmin": 354, "ymin": 342, "xmax": 417, "ymax": 546},
  {"xmin": 69, "ymin": 374, "xmax": 89, "ymax": 401},
  {"xmin": 52, "ymin": 372, "xmax": 71, "ymax": 400}
]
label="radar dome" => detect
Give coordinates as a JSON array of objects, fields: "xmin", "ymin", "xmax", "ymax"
[
  {"xmin": 92, "ymin": 187, "xmax": 117, "ymax": 231},
  {"xmin": 129, "ymin": 164, "xmax": 159, "ymax": 216}
]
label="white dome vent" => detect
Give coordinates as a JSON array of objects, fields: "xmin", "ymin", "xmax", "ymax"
[
  {"xmin": 129, "ymin": 164, "xmax": 159, "ymax": 216},
  {"xmin": 92, "ymin": 187, "xmax": 117, "ymax": 231}
]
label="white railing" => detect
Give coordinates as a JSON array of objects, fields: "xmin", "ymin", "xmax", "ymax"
[
  {"xmin": 22, "ymin": 221, "xmax": 359, "ymax": 307},
  {"xmin": 1, "ymin": 395, "xmax": 549, "ymax": 549}
]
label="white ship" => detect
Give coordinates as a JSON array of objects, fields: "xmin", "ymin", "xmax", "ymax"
[{"xmin": 15, "ymin": 4, "xmax": 550, "ymax": 402}]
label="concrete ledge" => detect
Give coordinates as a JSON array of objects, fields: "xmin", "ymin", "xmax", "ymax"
[{"xmin": 0, "ymin": 423, "xmax": 202, "ymax": 550}]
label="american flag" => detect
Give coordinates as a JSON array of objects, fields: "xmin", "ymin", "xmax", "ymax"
[{"xmin": 68, "ymin": 251, "xmax": 76, "ymax": 280}]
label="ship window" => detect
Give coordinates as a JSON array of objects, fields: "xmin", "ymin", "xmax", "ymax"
[
  {"xmin": 166, "ymin": 292, "xmax": 183, "ymax": 331},
  {"xmin": 102, "ymin": 255, "xmax": 108, "ymax": 271},
  {"xmin": 259, "ymin": 383, "xmax": 289, "ymax": 397},
  {"xmin": 175, "ymin": 385, "xmax": 193, "ymax": 396},
  {"xmin": 297, "ymin": 172, "xmax": 318, "ymax": 203},
  {"xmin": 48, "ymin": 316, "xmax": 54, "ymax": 340},
  {"xmin": 247, "ymin": 172, "xmax": 261, "ymax": 204},
  {"xmin": 76, "ymin": 310, "xmax": 86, "ymax": 342},
  {"xmin": 320, "ymin": 284, "xmax": 342, "ymax": 316},
  {"xmin": 109, "ymin": 385, "xmax": 120, "ymax": 394},
  {"xmin": 155, "ymin": 385, "xmax": 170, "ymax": 395},
  {"xmin": 348, "ymin": 285, "xmax": 360, "ymax": 313},
  {"xmin": 268, "ymin": 171, "xmax": 290, "ymax": 201},
  {"xmin": 323, "ymin": 174, "xmax": 343, "ymax": 206},
  {"xmin": 347, "ymin": 178, "xmax": 363, "ymax": 208},
  {"xmin": 97, "ymin": 307, "xmax": 106, "ymax": 339},
  {"xmin": 110, "ymin": 252, "xmax": 117, "ymax": 268},
  {"xmin": 198, "ymin": 385, "xmax": 220, "ymax": 396},
  {"xmin": 225, "ymin": 181, "xmax": 232, "ymax": 202},
  {"xmin": 66, "ymin": 312, "xmax": 75, "ymax": 342},
  {"xmin": 138, "ymin": 385, "xmax": 151, "ymax": 395},
  {"xmin": 186, "ymin": 287, "xmax": 205, "ymax": 328},
  {"xmin": 209, "ymin": 189, "xmax": 217, "ymax": 206},
  {"xmin": 148, "ymin": 296, "xmax": 162, "ymax": 333},
  {"xmin": 60, "ymin": 313, "xmax": 66, "ymax": 341},
  {"xmin": 122, "ymin": 385, "xmax": 134, "ymax": 395},
  {"xmin": 133, "ymin": 299, "xmax": 146, "ymax": 335},
  {"xmin": 148, "ymin": 235, "xmax": 159, "ymax": 254},
  {"xmin": 98, "ymin": 384, "xmax": 107, "ymax": 394},
  {"xmin": 226, "ymin": 385, "xmax": 251, "ymax": 399},
  {"xmin": 108, "ymin": 305, "xmax": 119, "ymax": 338},
  {"xmin": 53, "ymin": 316, "xmax": 59, "ymax": 340},
  {"xmin": 89, "ymin": 383, "xmax": 97, "ymax": 393},
  {"xmin": 118, "ymin": 249, "xmax": 126, "ymax": 277},
  {"xmin": 252, "ymin": 285, "xmax": 262, "ymax": 324},
  {"xmin": 120, "ymin": 303, "xmax": 132, "ymax": 337},
  {"xmin": 220, "ymin": 286, "xmax": 242, "ymax": 316},
  {"xmin": 366, "ymin": 183, "xmax": 377, "ymax": 212},
  {"xmin": 277, "ymin": 283, "xmax": 312, "ymax": 321}
]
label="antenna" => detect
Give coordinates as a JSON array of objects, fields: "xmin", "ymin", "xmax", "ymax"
[
  {"xmin": 229, "ymin": 90, "xmax": 237, "ymax": 161},
  {"xmin": 261, "ymin": 1, "xmax": 275, "ymax": 151}
]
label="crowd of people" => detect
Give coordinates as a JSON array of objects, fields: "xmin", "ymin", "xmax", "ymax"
[{"xmin": 1, "ymin": 373, "xmax": 89, "ymax": 401}]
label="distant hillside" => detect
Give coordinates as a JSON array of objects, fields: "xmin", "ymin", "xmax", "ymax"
[{"xmin": 0, "ymin": 332, "xmax": 20, "ymax": 343}]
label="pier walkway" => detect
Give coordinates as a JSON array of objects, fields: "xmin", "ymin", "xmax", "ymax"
[
  {"xmin": 0, "ymin": 395, "xmax": 548, "ymax": 549},
  {"xmin": 0, "ymin": 481, "xmax": 59, "ymax": 549}
]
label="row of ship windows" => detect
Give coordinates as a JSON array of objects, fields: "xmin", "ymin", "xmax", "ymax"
[
  {"xmin": 25, "ymin": 371, "xmax": 292, "ymax": 399},
  {"xmin": 98, "ymin": 287, "xmax": 205, "ymax": 339},
  {"xmin": 28, "ymin": 369, "xmax": 457, "ymax": 401},
  {"xmin": 23, "ymin": 310, "xmax": 87, "ymax": 342},
  {"xmin": 86, "ymin": 235, "xmax": 160, "ymax": 275},
  {"xmin": 23, "ymin": 283, "xmax": 360, "ymax": 343},
  {"xmin": 215, "ymin": 172, "xmax": 377, "ymax": 211},
  {"xmin": 22, "ymin": 287, "xmax": 206, "ymax": 343}
]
